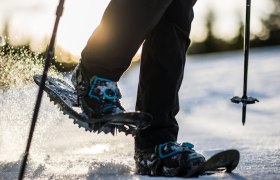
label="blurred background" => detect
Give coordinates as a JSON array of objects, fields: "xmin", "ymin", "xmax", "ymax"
[
  {"xmin": 0, "ymin": 0, "xmax": 279, "ymax": 71},
  {"xmin": 1, "ymin": 1, "xmax": 280, "ymax": 179}
]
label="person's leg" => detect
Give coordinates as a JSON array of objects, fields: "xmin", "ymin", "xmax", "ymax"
[
  {"xmin": 134, "ymin": 0, "xmax": 205, "ymax": 176},
  {"xmin": 81, "ymin": 0, "xmax": 174, "ymax": 81},
  {"xmin": 74, "ymin": 0, "xmax": 174, "ymax": 118},
  {"xmin": 135, "ymin": 0, "xmax": 197, "ymax": 150},
  {"xmin": 72, "ymin": 0, "xmax": 176, "ymax": 130}
]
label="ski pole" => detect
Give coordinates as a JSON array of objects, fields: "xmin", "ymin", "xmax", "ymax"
[
  {"xmin": 231, "ymin": 0, "xmax": 259, "ymax": 125},
  {"xmin": 18, "ymin": 1, "xmax": 65, "ymax": 179}
]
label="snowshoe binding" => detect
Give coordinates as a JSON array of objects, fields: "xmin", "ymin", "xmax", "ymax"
[
  {"xmin": 33, "ymin": 64, "xmax": 152, "ymax": 136},
  {"xmin": 134, "ymin": 141, "xmax": 205, "ymax": 177}
]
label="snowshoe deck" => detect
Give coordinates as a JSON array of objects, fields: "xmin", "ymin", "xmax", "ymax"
[
  {"xmin": 33, "ymin": 75, "xmax": 152, "ymax": 136},
  {"xmin": 200, "ymin": 149, "xmax": 240, "ymax": 175}
]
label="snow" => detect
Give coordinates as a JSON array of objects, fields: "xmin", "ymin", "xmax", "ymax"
[{"xmin": 1, "ymin": 46, "xmax": 280, "ymax": 179}]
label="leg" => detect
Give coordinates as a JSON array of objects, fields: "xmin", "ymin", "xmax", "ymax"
[
  {"xmin": 72, "ymin": 0, "xmax": 175, "ymax": 131},
  {"xmin": 81, "ymin": 0, "xmax": 174, "ymax": 81},
  {"xmin": 135, "ymin": 0, "xmax": 197, "ymax": 150}
]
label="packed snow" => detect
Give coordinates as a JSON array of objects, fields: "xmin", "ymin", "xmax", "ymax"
[{"xmin": 0, "ymin": 46, "xmax": 280, "ymax": 179}]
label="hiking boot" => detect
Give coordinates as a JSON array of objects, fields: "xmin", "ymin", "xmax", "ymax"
[
  {"xmin": 134, "ymin": 141, "xmax": 205, "ymax": 177},
  {"xmin": 71, "ymin": 63, "xmax": 125, "ymax": 118}
]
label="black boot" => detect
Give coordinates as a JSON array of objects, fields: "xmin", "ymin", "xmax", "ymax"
[
  {"xmin": 71, "ymin": 63, "xmax": 125, "ymax": 118},
  {"xmin": 134, "ymin": 141, "xmax": 205, "ymax": 177}
]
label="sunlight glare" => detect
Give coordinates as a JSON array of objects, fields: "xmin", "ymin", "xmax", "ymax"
[
  {"xmin": 0, "ymin": 0, "xmax": 273, "ymax": 56},
  {"xmin": 57, "ymin": 0, "xmax": 110, "ymax": 56}
]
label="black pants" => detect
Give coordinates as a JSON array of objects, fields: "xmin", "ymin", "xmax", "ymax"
[{"xmin": 81, "ymin": 0, "xmax": 197, "ymax": 150}]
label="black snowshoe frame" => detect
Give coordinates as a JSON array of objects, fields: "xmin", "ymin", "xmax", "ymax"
[{"xmin": 33, "ymin": 75, "xmax": 152, "ymax": 136}]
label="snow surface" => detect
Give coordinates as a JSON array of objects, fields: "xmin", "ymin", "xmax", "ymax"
[{"xmin": 0, "ymin": 46, "xmax": 280, "ymax": 179}]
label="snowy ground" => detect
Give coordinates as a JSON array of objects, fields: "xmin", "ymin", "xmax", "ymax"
[{"xmin": 0, "ymin": 46, "xmax": 280, "ymax": 179}]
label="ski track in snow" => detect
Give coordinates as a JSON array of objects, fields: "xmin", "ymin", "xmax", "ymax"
[{"xmin": 1, "ymin": 46, "xmax": 280, "ymax": 179}]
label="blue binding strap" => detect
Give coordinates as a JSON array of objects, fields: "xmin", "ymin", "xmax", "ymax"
[{"xmin": 157, "ymin": 142, "xmax": 194, "ymax": 159}]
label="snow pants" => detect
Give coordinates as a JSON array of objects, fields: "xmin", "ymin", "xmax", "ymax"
[{"xmin": 81, "ymin": 0, "xmax": 197, "ymax": 150}]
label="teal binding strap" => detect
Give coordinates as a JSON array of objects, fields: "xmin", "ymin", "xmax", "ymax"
[{"xmin": 156, "ymin": 142, "xmax": 194, "ymax": 159}]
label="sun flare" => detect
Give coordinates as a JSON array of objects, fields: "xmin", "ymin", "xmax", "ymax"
[
  {"xmin": 57, "ymin": 0, "xmax": 110, "ymax": 56},
  {"xmin": 0, "ymin": 0, "xmax": 272, "ymax": 60}
]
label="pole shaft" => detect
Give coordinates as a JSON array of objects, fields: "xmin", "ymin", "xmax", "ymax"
[
  {"xmin": 242, "ymin": 105, "xmax": 247, "ymax": 125},
  {"xmin": 241, "ymin": 0, "xmax": 251, "ymax": 125},
  {"xmin": 18, "ymin": 1, "xmax": 64, "ymax": 179},
  {"xmin": 243, "ymin": 0, "xmax": 251, "ymax": 98}
]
